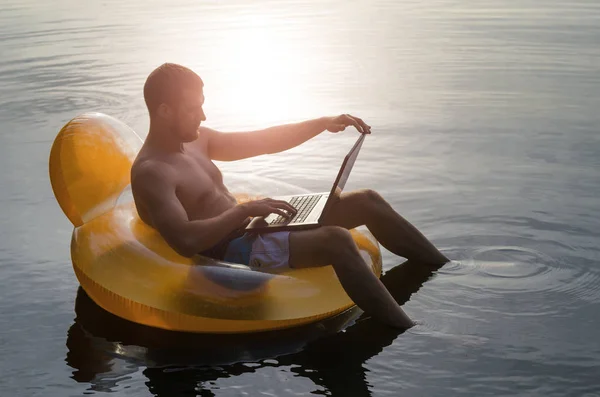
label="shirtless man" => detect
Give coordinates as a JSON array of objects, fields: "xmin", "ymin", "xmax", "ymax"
[{"xmin": 131, "ymin": 63, "xmax": 449, "ymax": 329}]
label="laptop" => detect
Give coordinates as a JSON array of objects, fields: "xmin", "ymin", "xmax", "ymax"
[{"xmin": 245, "ymin": 133, "xmax": 366, "ymax": 232}]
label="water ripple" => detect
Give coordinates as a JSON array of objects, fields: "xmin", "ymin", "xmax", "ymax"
[
  {"xmin": 434, "ymin": 246, "xmax": 600, "ymax": 315},
  {"xmin": 0, "ymin": 87, "xmax": 134, "ymax": 129},
  {"xmin": 442, "ymin": 247, "xmax": 567, "ymax": 291}
]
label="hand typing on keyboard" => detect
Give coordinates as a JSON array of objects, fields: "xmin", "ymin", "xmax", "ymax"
[
  {"xmin": 269, "ymin": 195, "xmax": 320, "ymax": 225},
  {"xmin": 241, "ymin": 198, "xmax": 297, "ymax": 220}
]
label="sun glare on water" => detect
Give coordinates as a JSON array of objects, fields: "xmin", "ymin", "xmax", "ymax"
[{"xmin": 193, "ymin": 16, "xmax": 327, "ymax": 129}]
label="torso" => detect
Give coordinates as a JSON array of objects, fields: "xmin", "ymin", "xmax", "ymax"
[{"xmin": 132, "ymin": 128, "xmax": 238, "ymax": 225}]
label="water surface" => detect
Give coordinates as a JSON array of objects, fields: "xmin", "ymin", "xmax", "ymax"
[{"xmin": 1, "ymin": 1, "xmax": 599, "ymax": 396}]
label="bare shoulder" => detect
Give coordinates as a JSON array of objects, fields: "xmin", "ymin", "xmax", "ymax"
[
  {"xmin": 191, "ymin": 126, "xmax": 219, "ymax": 153},
  {"xmin": 198, "ymin": 125, "xmax": 219, "ymax": 137},
  {"xmin": 131, "ymin": 155, "xmax": 177, "ymax": 198}
]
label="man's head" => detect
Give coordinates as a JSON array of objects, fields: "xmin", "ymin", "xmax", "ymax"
[{"xmin": 144, "ymin": 63, "xmax": 206, "ymax": 142}]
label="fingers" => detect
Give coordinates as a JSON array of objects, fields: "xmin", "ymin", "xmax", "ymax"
[
  {"xmin": 354, "ymin": 116, "xmax": 371, "ymax": 134},
  {"xmin": 349, "ymin": 118, "xmax": 364, "ymax": 134},
  {"xmin": 340, "ymin": 114, "xmax": 371, "ymax": 134},
  {"xmin": 261, "ymin": 198, "xmax": 297, "ymax": 217},
  {"xmin": 271, "ymin": 208, "xmax": 290, "ymax": 218},
  {"xmin": 271, "ymin": 199, "xmax": 297, "ymax": 216}
]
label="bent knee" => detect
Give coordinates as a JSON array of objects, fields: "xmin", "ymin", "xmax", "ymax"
[
  {"xmin": 361, "ymin": 188, "xmax": 383, "ymax": 203},
  {"xmin": 318, "ymin": 226, "xmax": 357, "ymax": 257},
  {"xmin": 320, "ymin": 225, "xmax": 353, "ymax": 241},
  {"xmin": 351, "ymin": 188, "xmax": 383, "ymax": 208}
]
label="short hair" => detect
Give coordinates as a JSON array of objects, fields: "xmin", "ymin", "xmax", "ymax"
[{"xmin": 143, "ymin": 63, "xmax": 204, "ymax": 115}]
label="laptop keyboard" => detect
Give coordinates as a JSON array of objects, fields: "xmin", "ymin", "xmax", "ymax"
[{"xmin": 269, "ymin": 195, "xmax": 322, "ymax": 225}]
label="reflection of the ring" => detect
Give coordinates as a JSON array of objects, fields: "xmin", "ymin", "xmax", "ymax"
[{"xmin": 66, "ymin": 259, "xmax": 443, "ymax": 396}]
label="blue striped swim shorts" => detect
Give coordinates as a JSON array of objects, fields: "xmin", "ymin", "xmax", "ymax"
[{"xmin": 223, "ymin": 231, "xmax": 291, "ymax": 273}]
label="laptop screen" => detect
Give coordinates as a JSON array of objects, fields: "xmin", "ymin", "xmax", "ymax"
[{"xmin": 330, "ymin": 133, "xmax": 366, "ymax": 194}]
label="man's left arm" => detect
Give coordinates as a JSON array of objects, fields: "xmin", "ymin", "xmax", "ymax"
[{"xmin": 206, "ymin": 114, "xmax": 370, "ymax": 162}]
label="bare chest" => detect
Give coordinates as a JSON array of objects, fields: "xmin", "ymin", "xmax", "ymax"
[{"xmin": 175, "ymin": 153, "xmax": 234, "ymax": 219}]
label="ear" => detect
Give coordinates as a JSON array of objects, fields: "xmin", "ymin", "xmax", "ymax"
[{"xmin": 156, "ymin": 103, "xmax": 172, "ymax": 119}]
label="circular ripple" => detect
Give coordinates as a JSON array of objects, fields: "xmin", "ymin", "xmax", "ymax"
[
  {"xmin": 442, "ymin": 246, "xmax": 575, "ymax": 295},
  {"xmin": 436, "ymin": 245, "xmax": 600, "ymax": 307},
  {"xmin": 437, "ymin": 259, "xmax": 479, "ymax": 277},
  {"xmin": 473, "ymin": 246, "xmax": 555, "ymax": 281}
]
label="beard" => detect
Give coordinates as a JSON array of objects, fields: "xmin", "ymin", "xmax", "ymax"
[{"xmin": 173, "ymin": 120, "xmax": 199, "ymax": 143}]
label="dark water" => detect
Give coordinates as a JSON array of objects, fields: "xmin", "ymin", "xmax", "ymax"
[{"xmin": 1, "ymin": 0, "xmax": 600, "ymax": 396}]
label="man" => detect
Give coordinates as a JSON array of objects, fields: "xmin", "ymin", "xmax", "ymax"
[{"xmin": 131, "ymin": 63, "xmax": 449, "ymax": 329}]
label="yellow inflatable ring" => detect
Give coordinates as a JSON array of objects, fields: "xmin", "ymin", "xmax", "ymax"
[{"xmin": 49, "ymin": 113, "xmax": 382, "ymax": 334}]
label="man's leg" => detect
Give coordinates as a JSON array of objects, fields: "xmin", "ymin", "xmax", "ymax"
[
  {"xmin": 322, "ymin": 189, "xmax": 449, "ymax": 265},
  {"xmin": 289, "ymin": 226, "xmax": 413, "ymax": 329}
]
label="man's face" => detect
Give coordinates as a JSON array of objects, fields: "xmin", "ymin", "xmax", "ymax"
[{"xmin": 170, "ymin": 88, "xmax": 206, "ymax": 142}]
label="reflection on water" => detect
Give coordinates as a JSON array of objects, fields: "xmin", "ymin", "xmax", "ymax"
[{"xmin": 66, "ymin": 259, "xmax": 441, "ymax": 396}]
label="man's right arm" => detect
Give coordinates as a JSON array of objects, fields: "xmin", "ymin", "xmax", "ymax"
[{"xmin": 132, "ymin": 166, "xmax": 249, "ymax": 258}]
